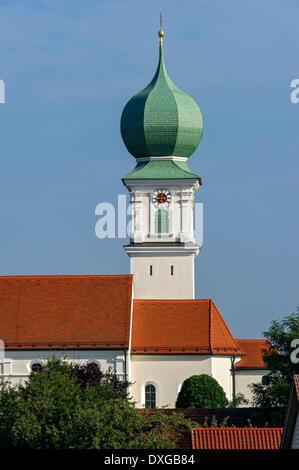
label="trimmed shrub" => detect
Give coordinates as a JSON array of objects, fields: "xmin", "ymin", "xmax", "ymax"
[{"xmin": 176, "ymin": 374, "xmax": 228, "ymax": 408}]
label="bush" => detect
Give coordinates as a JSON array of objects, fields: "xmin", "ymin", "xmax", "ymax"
[
  {"xmin": 175, "ymin": 374, "xmax": 228, "ymax": 408},
  {"xmin": 227, "ymin": 392, "xmax": 249, "ymax": 408},
  {"xmin": 0, "ymin": 358, "xmax": 194, "ymax": 449}
]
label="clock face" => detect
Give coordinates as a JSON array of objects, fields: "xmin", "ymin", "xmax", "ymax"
[{"xmin": 152, "ymin": 189, "xmax": 171, "ymax": 208}]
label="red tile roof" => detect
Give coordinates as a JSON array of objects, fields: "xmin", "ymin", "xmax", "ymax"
[
  {"xmin": 280, "ymin": 374, "xmax": 299, "ymax": 448},
  {"xmin": 293, "ymin": 374, "xmax": 299, "ymax": 401},
  {"xmin": 131, "ymin": 299, "xmax": 242, "ymax": 354},
  {"xmin": 191, "ymin": 428, "xmax": 283, "ymax": 449},
  {"xmin": 0, "ymin": 275, "xmax": 133, "ymax": 349},
  {"xmin": 235, "ymin": 339, "xmax": 272, "ymax": 368},
  {"xmin": 0, "ymin": 276, "xmax": 268, "ymax": 359}
]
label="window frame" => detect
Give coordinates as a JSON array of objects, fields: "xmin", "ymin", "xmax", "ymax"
[
  {"xmin": 28, "ymin": 360, "xmax": 44, "ymax": 373},
  {"xmin": 154, "ymin": 208, "xmax": 169, "ymax": 235},
  {"xmin": 144, "ymin": 383, "xmax": 157, "ymax": 409},
  {"xmin": 86, "ymin": 360, "xmax": 101, "ymax": 370}
]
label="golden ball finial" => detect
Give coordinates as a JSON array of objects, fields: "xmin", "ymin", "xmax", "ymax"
[{"xmin": 158, "ymin": 29, "xmax": 164, "ymax": 44}]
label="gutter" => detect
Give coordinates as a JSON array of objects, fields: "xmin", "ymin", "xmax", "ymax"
[
  {"xmin": 126, "ymin": 280, "xmax": 135, "ymax": 387},
  {"xmin": 230, "ymin": 355, "xmax": 236, "ymax": 401}
]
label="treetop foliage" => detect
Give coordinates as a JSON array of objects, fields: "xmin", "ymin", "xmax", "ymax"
[
  {"xmin": 262, "ymin": 309, "xmax": 299, "ymax": 379},
  {"xmin": 250, "ymin": 308, "xmax": 299, "ymax": 409},
  {"xmin": 0, "ymin": 357, "xmax": 194, "ymax": 449}
]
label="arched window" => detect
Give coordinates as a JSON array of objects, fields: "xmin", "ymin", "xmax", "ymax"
[
  {"xmin": 87, "ymin": 362, "xmax": 101, "ymax": 371},
  {"xmin": 31, "ymin": 362, "xmax": 43, "ymax": 373},
  {"xmin": 262, "ymin": 375, "xmax": 270, "ymax": 385},
  {"xmin": 155, "ymin": 209, "xmax": 169, "ymax": 235},
  {"xmin": 145, "ymin": 384, "xmax": 156, "ymax": 408}
]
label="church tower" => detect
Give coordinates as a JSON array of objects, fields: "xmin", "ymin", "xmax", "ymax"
[{"xmin": 120, "ymin": 29, "xmax": 203, "ymax": 299}]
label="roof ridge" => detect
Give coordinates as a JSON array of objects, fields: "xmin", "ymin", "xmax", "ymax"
[
  {"xmin": 134, "ymin": 298, "xmax": 212, "ymax": 303},
  {"xmin": 0, "ymin": 274, "xmax": 133, "ymax": 279},
  {"xmin": 172, "ymin": 160, "xmax": 199, "ymax": 178},
  {"xmin": 208, "ymin": 299, "xmax": 212, "ymax": 352},
  {"xmin": 210, "ymin": 300, "xmax": 241, "ymax": 353},
  {"xmin": 236, "ymin": 338, "xmax": 267, "ymax": 342}
]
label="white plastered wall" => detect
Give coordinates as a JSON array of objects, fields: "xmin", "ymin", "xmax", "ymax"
[
  {"xmin": 130, "ymin": 354, "xmax": 236, "ymax": 408},
  {"xmin": 235, "ymin": 369, "xmax": 269, "ymax": 403},
  {"xmin": 124, "ymin": 179, "xmax": 200, "ymax": 300},
  {"xmin": 130, "ymin": 252, "xmax": 195, "ymax": 299},
  {"xmin": 1, "ymin": 350, "xmax": 126, "ymax": 386},
  {"xmin": 126, "ymin": 181, "xmax": 199, "ymax": 244},
  {"xmin": 211, "ymin": 356, "xmax": 234, "ymax": 402}
]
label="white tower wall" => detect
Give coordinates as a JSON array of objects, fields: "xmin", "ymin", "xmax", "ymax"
[{"xmin": 123, "ymin": 178, "xmax": 201, "ymax": 299}]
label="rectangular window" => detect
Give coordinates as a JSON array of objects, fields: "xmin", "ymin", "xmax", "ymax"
[
  {"xmin": 150, "ymin": 265, "xmax": 153, "ymax": 276},
  {"xmin": 171, "ymin": 265, "xmax": 174, "ymax": 276}
]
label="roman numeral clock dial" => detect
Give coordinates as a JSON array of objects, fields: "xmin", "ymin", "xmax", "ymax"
[{"xmin": 152, "ymin": 189, "xmax": 171, "ymax": 209}]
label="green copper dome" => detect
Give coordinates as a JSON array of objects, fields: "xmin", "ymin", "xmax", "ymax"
[{"xmin": 120, "ymin": 38, "xmax": 203, "ymax": 159}]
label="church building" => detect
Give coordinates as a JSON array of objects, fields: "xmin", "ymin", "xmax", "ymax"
[{"xmin": 0, "ymin": 29, "xmax": 269, "ymax": 408}]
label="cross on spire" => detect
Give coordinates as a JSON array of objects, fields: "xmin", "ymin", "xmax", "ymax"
[{"xmin": 158, "ymin": 10, "xmax": 164, "ymax": 44}]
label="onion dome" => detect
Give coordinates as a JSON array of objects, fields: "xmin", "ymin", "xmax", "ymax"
[{"xmin": 120, "ymin": 30, "xmax": 203, "ymax": 159}]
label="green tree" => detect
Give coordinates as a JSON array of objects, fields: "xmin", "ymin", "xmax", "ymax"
[
  {"xmin": 227, "ymin": 392, "xmax": 249, "ymax": 408},
  {"xmin": 175, "ymin": 374, "xmax": 228, "ymax": 408},
  {"xmin": 250, "ymin": 309, "xmax": 299, "ymax": 409},
  {"xmin": 0, "ymin": 358, "xmax": 194, "ymax": 449}
]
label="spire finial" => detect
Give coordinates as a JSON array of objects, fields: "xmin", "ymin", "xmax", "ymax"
[{"xmin": 158, "ymin": 10, "xmax": 164, "ymax": 44}]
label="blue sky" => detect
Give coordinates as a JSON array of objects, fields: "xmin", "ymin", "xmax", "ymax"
[{"xmin": 0, "ymin": 0, "xmax": 298, "ymax": 339}]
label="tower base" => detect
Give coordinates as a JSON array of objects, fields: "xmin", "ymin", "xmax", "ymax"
[{"xmin": 124, "ymin": 242, "xmax": 199, "ymax": 299}]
